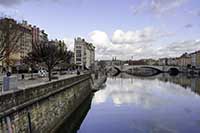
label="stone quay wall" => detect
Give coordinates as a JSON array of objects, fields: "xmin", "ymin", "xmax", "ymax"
[{"xmin": 0, "ymin": 74, "xmax": 92, "ymax": 133}]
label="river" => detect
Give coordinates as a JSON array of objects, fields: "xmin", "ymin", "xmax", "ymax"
[{"xmin": 57, "ymin": 73, "xmax": 200, "ymax": 133}]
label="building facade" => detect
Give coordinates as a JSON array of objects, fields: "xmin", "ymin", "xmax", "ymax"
[
  {"xmin": 178, "ymin": 53, "xmax": 192, "ymax": 67},
  {"xmin": 0, "ymin": 18, "xmax": 50, "ymax": 72},
  {"xmin": 19, "ymin": 21, "xmax": 33, "ymax": 63},
  {"xmin": 39, "ymin": 30, "xmax": 48, "ymax": 42},
  {"xmin": 74, "ymin": 37, "xmax": 95, "ymax": 69},
  {"xmin": 190, "ymin": 51, "xmax": 200, "ymax": 68}
]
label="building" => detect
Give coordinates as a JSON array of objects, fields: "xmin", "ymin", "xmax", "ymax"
[
  {"xmin": 74, "ymin": 37, "xmax": 95, "ymax": 69},
  {"xmin": 158, "ymin": 58, "xmax": 168, "ymax": 66},
  {"xmin": 0, "ymin": 18, "xmax": 33, "ymax": 72},
  {"xmin": 19, "ymin": 21, "xmax": 33, "ymax": 62},
  {"xmin": 85, "ymin": 43, "xmax": 95, "ymax": 69},
  {"xmin": 179, "ymin": 53, "xmax": 192, "ymax": 67},
  {"xmin": 144, "ymin": 59, "xmax": 157, "ymax": 65},
  {"xmin": 167, "ymin": 58, "xmax": 177, "ymax": 66},
  {"xmin": 190, "ymin": 51, "xmax": 200, "ymax": 68},
  {"xmin": 49, "ymin": 39, "xmax": 67, "ymax": 51},
  {"xmin": 0, "ymin": 18, "xmax": 50, "ymax": 72},
  {"xmin": 128, "ymin": 60, "xmax": 146, "ymax": 65},
  {"xmin": 32, "ymin": 25, "xmax": 40, "ymax": 45},
  {"xmin": 39, "ymin": 30, "xmax": 48, "ymax": 42}
]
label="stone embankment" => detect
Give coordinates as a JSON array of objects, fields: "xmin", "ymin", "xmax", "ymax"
[
  {"xmin": 91, "ymin": 73, "xmax": 107, "ymax": 92},
  {"xmin": 0, "ymin": 74, "xmax": 92, "ymax": 133}
]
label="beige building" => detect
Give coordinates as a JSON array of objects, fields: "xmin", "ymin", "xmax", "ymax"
[
  {"xmin": 0, "ymin": 18, "xmax": 32, "ymax": 72},
  {"xmin": 19, "ymin": 21, "xmax": 32, "ymax": 62},
  {"xmin": 190, "ymin": 51, "xmax": 200, "ymax": 68},
  {"xmin": 74, "ymin": 37, "xmax": 95, "ymax": 69},
  {"xmin": 179, "ymin": 53, "xmax": 192, "ymax": 67}
]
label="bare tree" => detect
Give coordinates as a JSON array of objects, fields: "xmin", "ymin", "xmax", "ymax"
[
  {"xmin": 26, "ymin": 41, "xmax": 72, "ymax": 81},
  {"xmin": 0, "ymin": 17, "xmax": 23, "ymax": 71}
]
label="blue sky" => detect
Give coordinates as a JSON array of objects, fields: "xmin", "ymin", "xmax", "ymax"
[{"xmin": 0, "ymin": 0, "xmax": 200, "ymax": 60}]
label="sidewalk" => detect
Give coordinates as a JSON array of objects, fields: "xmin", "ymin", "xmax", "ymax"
[{"xmin": 0, "ymin": 73, "xmax": 77, "ymax": 95}]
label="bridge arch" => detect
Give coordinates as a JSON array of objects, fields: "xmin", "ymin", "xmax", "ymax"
[{"xmin": 168, "ymin": 67, "xmax": 179, "ymax": 75}]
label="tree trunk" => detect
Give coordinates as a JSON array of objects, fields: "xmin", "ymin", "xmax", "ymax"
[
  {"xmin": 31, "ymin": 66, "xmax": 33, "ymax": 79},
  {"xmin": 48, "ymin": 67, "xmax": 52, "ymax": 81},
  {"xmin": 5, "ymin": 54, "xmax": 10, "ymax": 73}
]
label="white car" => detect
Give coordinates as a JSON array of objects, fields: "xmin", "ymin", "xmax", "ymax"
[{"xmin": 38, "ymin": 69, "xmax": 47, "ymax": 77}]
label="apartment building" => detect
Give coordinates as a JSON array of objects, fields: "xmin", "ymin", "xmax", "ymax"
[
  {"xmin": 0, "ymin": 18, "xmax": 49, "ymax": 72},
  {"xmin": 74, "ymin": 37, "xmax": 95, "ymax": 69},
  {"xmin": 190, "ymin": 51, "xmax": 200, "ymax": 68}
]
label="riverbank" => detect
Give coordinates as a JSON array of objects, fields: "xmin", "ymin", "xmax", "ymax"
[
  {"xmin": 0, "ymin": 74, "xmax": 92, "ymax": 133},
  {"xmin": 91, "ymin": 73, "xmax": 107, "ymax": 92}
]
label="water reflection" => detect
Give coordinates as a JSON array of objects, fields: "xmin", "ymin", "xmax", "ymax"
[
  {"xmin": 57, "ymin": 73, "xmax": 200, "ymax": 133},
  {"xmin": 79, "ymin": 73, "xmax": 200, "ymax": 133},
  {"xmin": 93, "ymin": 73, "xmax": 200, "ymax": 108},
  {"xmin": 55, "ymin": 95, "xmax": 93, "ymax": 133},
  {"xmin": 156, "ymin": 73, "xmax": 200, "ymax": 95}
]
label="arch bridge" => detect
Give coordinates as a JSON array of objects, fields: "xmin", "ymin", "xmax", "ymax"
[{"xmin": 107, "ymin": 65, "xmax": 182, "ymax": 73}]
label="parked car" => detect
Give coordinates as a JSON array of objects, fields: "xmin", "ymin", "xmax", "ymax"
[{"xmin": 38, "ymin": 69, "xmax": 47, "ymax": 77}]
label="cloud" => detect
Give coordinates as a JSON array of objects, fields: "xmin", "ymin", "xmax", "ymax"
[
  {"xmin": 0, "ymin": 0, "xmax": 25, "ymax": 6},
  {"xmin": 64, "ymin": 28, "xmax": 199, "ymax": 60},
  {"xmin": 184, "ymin": 24, "xmax": 193, "ymax": 28},
  {"xmin": 188, "ymin": 9, "xmax": 200, "ymax": 17},
  {"xmin": 111, "ymin": 27, "xmax": 161, "ymax": 44},
  {"xmin": 86, "ymin": 28, "xmax": 178, "ymax": 60},
  {"xmin": 157, "ymin": 39, "xmax": 200, "ymax": 57},
  {"xmin": 63, "ymin": 37, "xmax": 74, "ymax": 51},
  {"xmin": 0, "ymin": 0, "xmax": 84, "ymax": 7},
  {"xmin": 131, "ymin": 0, "xmax": 188, "ymax": 15}
]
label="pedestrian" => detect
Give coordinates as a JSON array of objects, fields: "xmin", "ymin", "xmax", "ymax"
[
  {"xmin": 21, "ymin": 74, "xmax": 25, "ymax": 80},
  {"xmin": 6, "ymin": 71, "xmax": 11, "ymax": 77},
  {"xmin": 77, "ymin": 70, "xmax": 80, "ymax": 75}
]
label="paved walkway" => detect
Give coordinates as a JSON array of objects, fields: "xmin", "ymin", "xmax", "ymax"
[{"xmin": 0, "ymin": 73, "xmax": 78, "ymax": 95}]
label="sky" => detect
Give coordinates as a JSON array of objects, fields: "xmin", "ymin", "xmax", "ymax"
[{"xmin": 0, "ymin": 0, "xmax": 200, "ymax": 60}]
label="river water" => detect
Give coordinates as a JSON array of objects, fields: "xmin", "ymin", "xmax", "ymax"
[{"xmin": 57, "ymin": 73, "xmax": 200, "ymax": 133}]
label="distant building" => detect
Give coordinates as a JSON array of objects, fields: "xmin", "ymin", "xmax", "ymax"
[
  {"xmin": 158, "ymin": 58, "xmax": 168, "ymax": 66},
  {"xmin": 167, "ymin": 58, "xmax": 177, "ymax": 66},
  {"xmin": 144, "ymin": 59, "xmax": 157, "ymax": 65},
  {"xmin": 128, "ymin": 60, "xmax": 146, "ymax": 65},
  {"xmin": 179, "ymin": 53, "xmax": 192, "ymax": 67},
  {"xmin": 190, "ymin": 51, "xmax": 200, "ymax": 68},
  {"xmin": 49, "ymin": 39, "xmax": 67, "ymax": 51},
  {"xmin": 74, "ymin": 37, "xmax": 95, "ymax": 69}
]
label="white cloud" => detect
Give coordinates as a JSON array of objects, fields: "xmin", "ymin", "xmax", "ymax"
[
  {"xmin": 131, "ymin": 0, "xmax": 188, "ymax": 15},
  {"xmin": 88, "ymin": 30, "xmax": 111, "ymax": 47},
  {"xmin": 63, "ymin": 37, "xmax": 74, "ymax": 51},
  {"xmin": 87, "ymin": 27, "xmax": 177, "ymax": 60},
  {"xmin": 64, "ymin": 28, "xmax": 200, "ymax": 60},
  {"xmin": 111, "ymin": 27, "xmax": 157, "ymax": 44},
  {"xmin": 158, "ymin": 40, "xmax": 200, "ymax": 57}
]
